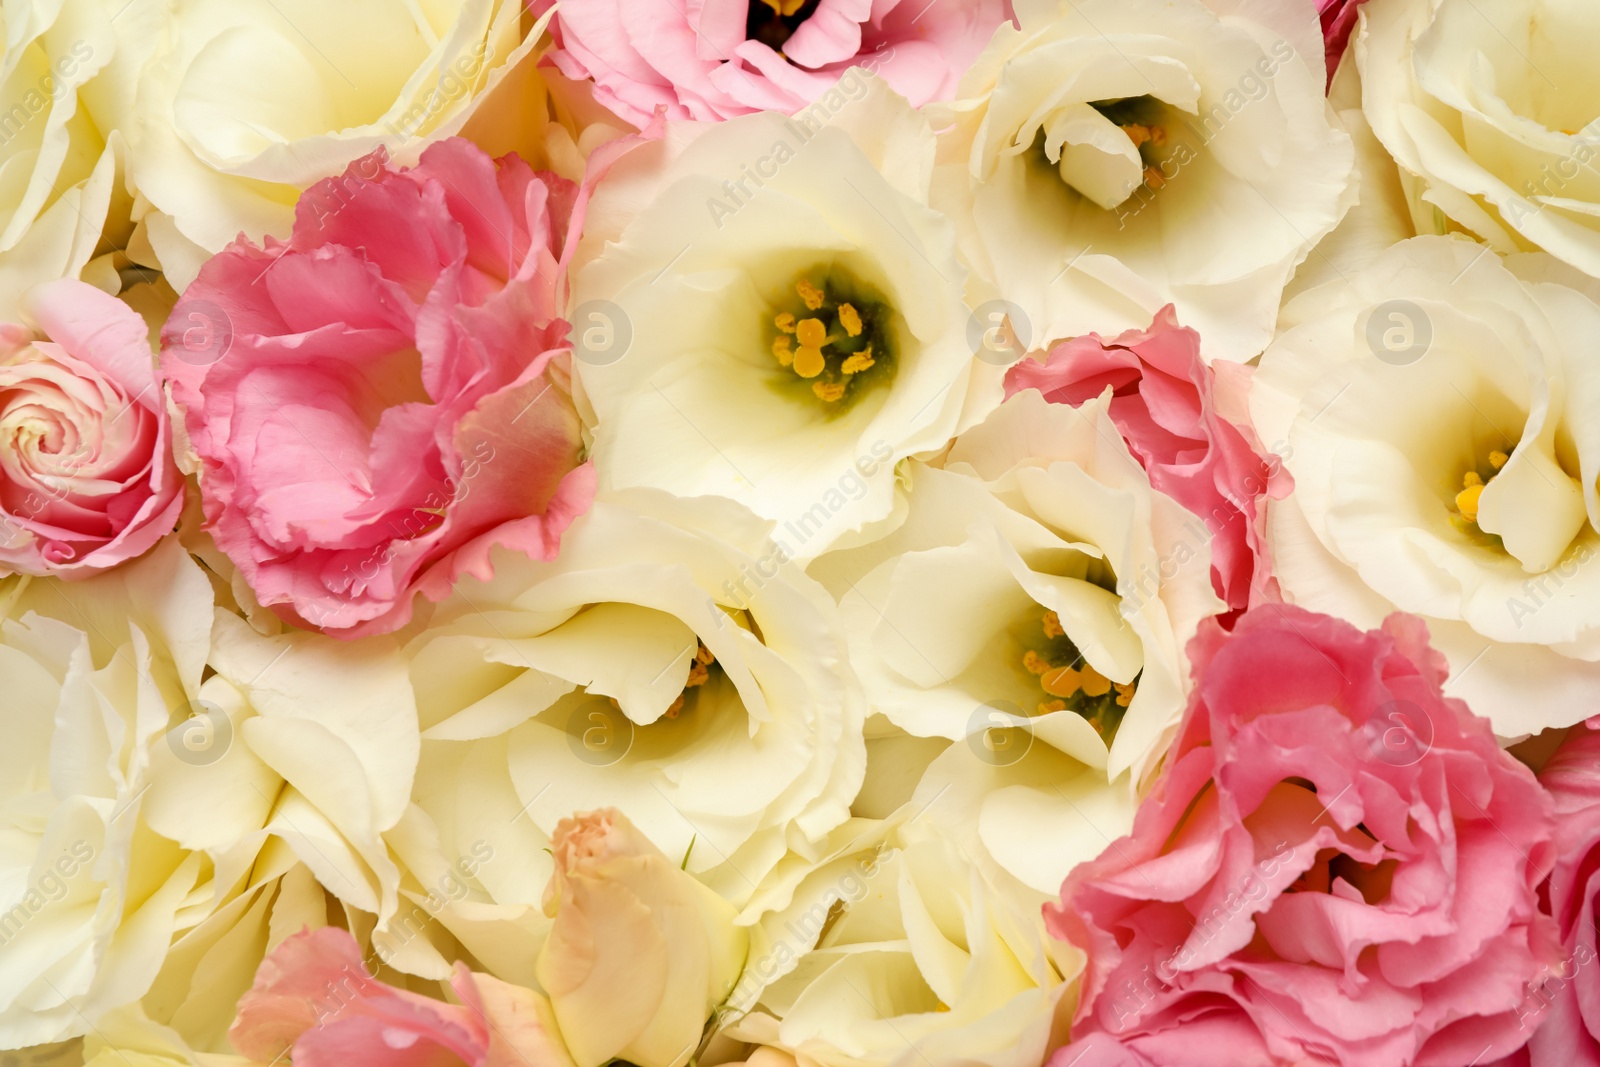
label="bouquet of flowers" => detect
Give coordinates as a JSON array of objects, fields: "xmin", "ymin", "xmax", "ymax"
[{"xmin": 3, "ymin": 0, "xmax": 1599, "ymax": 1065}]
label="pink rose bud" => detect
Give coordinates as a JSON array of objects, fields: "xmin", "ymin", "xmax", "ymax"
[{"xmin": 0, "ymin": 280, "xmax": 184, "ymax": 577}]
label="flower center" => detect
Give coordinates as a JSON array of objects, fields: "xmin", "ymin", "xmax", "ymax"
[
  {"xmin": 1091, "ymin": 97, "xmax": 1172, "ymax": 197},
  {"xmin": 767, "ymin": 269, "xmax": 893, "ymax": 409},
  {"xmin": 1020, "ymin": 610, "xmax": 1135, "ymax": 742},
  {"xmin": 664, "ymin": 642, "xmax": 716, "ymax": 719},
  {"xmin": 1451, "ymin": 446, "xmax": 1510, "ymax": 530},
  {"xmin": 746, "ymin": 0, "xmax": 821, "ymax": 52}
]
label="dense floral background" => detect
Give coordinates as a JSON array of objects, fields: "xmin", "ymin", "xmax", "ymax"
[{"xmin": 3, "ymin": 1, "xmax": 1599, "ymax": 1066}]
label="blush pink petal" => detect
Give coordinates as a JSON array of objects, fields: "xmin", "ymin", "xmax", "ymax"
[
  {"xmin": 230, "ymin": 928, "xmax": 568, "ymax": 1067},
  {"xmin": 1046, "ymin": 604, "xmax": 1561, "ymax": 1067},
  {"xmin": 162, "ymin": 137, "xmax": 633, "ymax": 634},
  {"xmin": 533, "ymin": 0, "xmax": 1014, "ymax": 126},
  {"xmin": 0, "ymin": 279, "xmax": 184, "ymax": 576},
  {"xmin": 1006, "ymin": 306, "xmax": 1289, "ymax": 625}
]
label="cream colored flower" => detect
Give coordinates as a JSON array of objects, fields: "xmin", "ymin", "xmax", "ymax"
[
  {"xmin": 0, "ymin": 0, "xmax": 145, "ymax": 314},
  {"xmin": 721, "ymin": 812, "xmax": 1074, "ymax": 1067},
  {"xmin": 0, "ymin": 539, "xmax": 213, "ymax": 1047},
  {"xmin": 1358, "ymin": 0, "xmax": 1600, "ymax": 279},
  {"xmin": 812, "ymin": 389, "xmax": 1225, "ymax": 785},
  {"xmin": 931, "ymin": 0, "xmax": 1354, "ymax": 361},
  {"xmin": 1253, "ymin": 235, "xmax": 1600, "ymax": 736},
  {"xmin": 122, "ymin": 0, "xmax": 561, "ymax": 289},
  {"xmin": 573, "ymin": 73, "xmax": 999, "ymax": 557},
  {"xmin": 403, "ymin": 488, "xmax": 866, "ymax": 911},
  {"xmin": 538, "ymin": 808, "xmax": 747, "ymax": 1067},
  {"xmin": 141, "ymin": 609, "xmax": 421, "ymax": 938}
]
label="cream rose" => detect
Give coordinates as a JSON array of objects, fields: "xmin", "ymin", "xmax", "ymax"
[
  {"xmin": 538, "ymin": 809, "xmax": 747, "ymax": 1067},
  {"xmin": 1252, "ymin": 234, "xmax": 1600, "ymax": 737},
  {"xmin": 402, "ymin": 489, "xmax": 866, "ymax": 911},
  {"xmin": 123, "ymin": 0, "xmax": 560, "ymax": 289},
  {"xmin": 573, "ymin": 73, "xmax": 999, "ymax": 557},
  {"xmin": 930, "ymin": 0, "xmax": 1355, "ymax": 361},
  {"xmin": 0, "ymin": 539, "xmax": 213, "ymax": 1047},
  {"xmin": 1358, "ymin": 0, "xmax": 1600, "ymax": 279}
]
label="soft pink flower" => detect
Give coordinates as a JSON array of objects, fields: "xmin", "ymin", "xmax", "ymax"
[
  {"xmin": 1005, "ymin": 306, "xmax": 1290, "ymax": 625},
  {"xmin": 1498, "ymin": 720, "xmax": 1600, "ymax": 1065},
  {"xmin": 530, "ymin": 0, "xmax": 1014, "ymax": 126},
  {"xmin": 1319, "ymin": 0, "xmax": 1367, "ymax": 85},
  {"xmin": 1046, "ymin": 604, "xmax": 1561, "ymax": 1067},
  {"xmin": 163, "ymin": 139, "xmax": 597, "ymax": 636},
  {"xmin": 0, "ymin": 279, "xmax": 183, "ymax": 577},
  {"xmin": 230, "ymin": 927, "xmax": 573, "ymax": 1067}
]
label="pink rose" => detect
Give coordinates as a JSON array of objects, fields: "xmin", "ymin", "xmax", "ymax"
[
  {"xmin": 530, "ymin": 0, "xmax": 1014, "ymax": 126},
  {"xmin": 1502, "ymin": 720, "xmax": 1600, "ymax": 1065},
  {"xmin": 163, "ymin": 139, "xmax": 597, "ymax": 636},
  {"xmin": 1319, "ymin": 0, "xmax": 1368, "ymax": 85},
  {"xmin": 1046, "ymin": 604, "xmax": 1561, "ymax": 1067},
  {"xmin": 230, "ymin": 927, "xmax": 574, "ymax": 1067},
  {"xmin": 1005, "ymin": 306, "xmax": 1290, "ymax": 625},
  {"xmin": 0, "ymin": 279, "xmax": 183, "ymax": 577}
]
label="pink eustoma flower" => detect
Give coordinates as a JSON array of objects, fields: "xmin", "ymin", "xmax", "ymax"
[
  {"xmin": 1046, "ymin": 604, "xmax": 1561, "ymax": 1067},
  {"xmin": 1495, "ymin": 720, "xmax": 1600, "ymax": 1065},
  {"xmin": 530, "ymin": 0, "xmax": 1014, "ymax": 126},
  {"xmin": 0, "ymin": 279, "xmax": 183, "ymax": 577},
  {"xmin": 231, "ymin": 927, "xmax": 572, "ymax": 1067},
  {"xmin": 163, "ymin": 139, "xmax": 597, "ymax": 636},
  {"xmin": 1005, "ymin": 306, "xmax": 1290, "ymax": 626}
]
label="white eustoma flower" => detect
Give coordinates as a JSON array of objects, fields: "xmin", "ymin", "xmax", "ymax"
[
  {"xmin": 930, "ymin": 0, "xmax": 1355, "ymax": 362},
  {"xmin": 573, "ymin": 72, "xmax": 998, "ymax": 558},
  {"xmin": 721, "ymin": 812, "xmax": 1074, "ymax": 1067},
  {"xmin": 1358, "ymin": 0, "xmax": 1600, "ymax": 279},
  {"xmin": 403, "ymin": 489, "xmax": 867, "ymax": 914},
  {"xmin": 0, "ymin": 539, "xmax": 212, "ymax": 1047},
  {"xmin": 141, "ymin": 609, "xmax": 421, "ymax": 941},
  {"xmin": 1253, "ymin": 235, "xmax": 1600, "ymax": 737},
  {"xmin": 812, "ymin": 388, "xmax": 1226, "ymax": 786},
  {"xmin": 121, "ymin": 0, "xmax": 556, "ymax": 289}
]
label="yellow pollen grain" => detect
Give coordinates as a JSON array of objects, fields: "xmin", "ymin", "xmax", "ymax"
[
  {"xmin": 793, "ymin": 346, "xmax": 826, "ymax": 378},
  {"xmin": 796, "ymin": 318, "xmax": 827, "ymax": 348},
  {"xmin": 840, "ymin": 349, "xmax": 875, "ymax": 375},
  {"xmin": 775, "ymin": 312, "xmax": 797, "ymax": 333},
  {"xmin": 1042, "ymin": 610, "xmax": 1064, "ymax": 639},
  {"xmin": 1114, "ymin": 682, "xmax": 1135, "ymax": 708},
  {"xmin": 1122, "ymin": 124, "xmax": 1153, "ymax": 148},
  {"xmin": 839, "ymin": 303, "xmax": 863, "ymax": 337},
  {"xmin": 1022, "ymin": 649, "xmax": 1049, "ymax": 676},
  {"xmin": 1489, "ymin": 450, "xmax": 1509, "ymax": 470},
  {"xmin": 1143, "ymin": 165, "xmax": 1167, "ymax": 190},
  {"xmin": 1038, "ymin": 699, "xmax": 1067, "ymax": 715},
  {"xmin": 797, "ymin": 279, "xmax": 825, "ymax": 310},
  {"xmin": 1041, "ymin": 665, "xmax": 1083, "ymax": 698},
  {"xmin": 695, "ymin": 645, "xmax": 715, "ymax": 666},
  {"xmin": 813, "ymin": 381, "xmax": 846, "ymax": 402},
  {"xmin": 686, "ymin": 661, "xmax": 709, "ymax": 687},
  {"xmin": 664, "ymin": 692, "xmax": 686, "ymax": 719},
  {"xmin": 772, "ymin": 335, "xmax": 794, "ymax": 366},
  {"xmin": 1463, "ymin": 470, "xmax": 1483, "ymax": 487},
  {"xmin": 1080, "ymin": 665, "xmax": 1112, "ymax": 698},
  {"xmin": 1456, "ymin": 483, "xmax": 1484, "ymax": 522}
]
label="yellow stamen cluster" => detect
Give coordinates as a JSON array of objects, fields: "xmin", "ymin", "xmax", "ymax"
[
  {"xmin": 1455, "ymin": 448, "xmax": 1510, "ymax": 525},
  {"xmin": 664, "ymin": 643, "xmax": 716, "ymax": 720},
  {"xmin": 759, "ymin": 0, "xmax": 806, "ymax": 15},
  {"xmin": 1121, "ymin": 123, "xmax": 1166, "ymax": 149},
  {"xmin": 1021, "ymin": 610, "xmax": 1136, "ymax": 716},
  {"xmin": 770, "ymin": 278, "xmax": 877, "ymax": 403}
]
